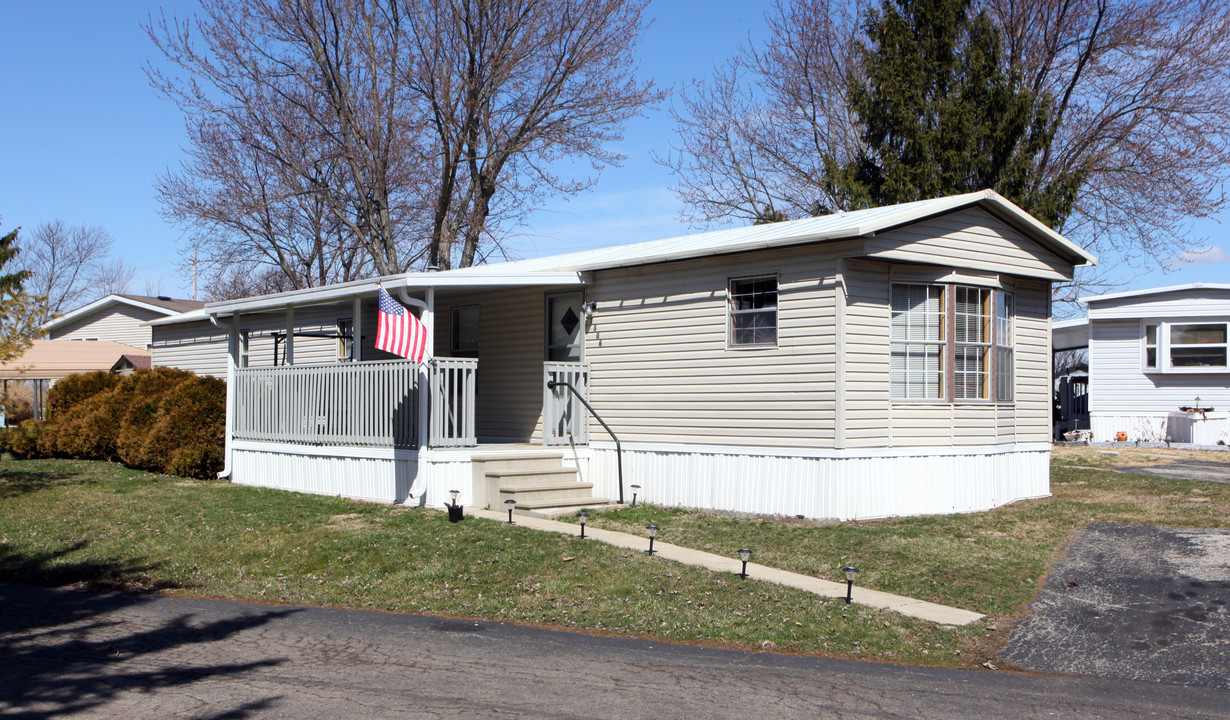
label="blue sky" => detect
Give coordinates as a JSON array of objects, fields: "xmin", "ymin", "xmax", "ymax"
[{"xmin": 0, "ymin": 1, "xmax": 1226, "ymax": 300}]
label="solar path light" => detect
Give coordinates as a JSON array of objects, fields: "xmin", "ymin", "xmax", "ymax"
[
  {"xmin": 843, "ymin": 566, "xmax": 860, "ymax": 604},
  {"xmin": 630, "ymin": 484, "xmax": 641, "ymax": 507},
  {"xmin": 645, "ymin": 525, "xmax": 659, "ymax": 555},
  {"xmin": 577, "ymin": 511, "xmax": 589, "ymax": 539},
  {"xmin": 737, "ymin": 548, "xmax": 752, "ymax": 579},
  {"xmin": 505, "ymin": 498, "xmax": 517, "ymax": 524}
]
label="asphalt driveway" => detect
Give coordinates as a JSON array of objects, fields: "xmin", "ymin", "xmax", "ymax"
[{"xmin": 999, "ymin": 521, "xmax": 1230, "ymax": 689}]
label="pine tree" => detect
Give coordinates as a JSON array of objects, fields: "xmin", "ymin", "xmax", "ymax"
[
  {"xmin": 824, "ymin": 0, "xmax": 1083, "ymax": 229},
  {"xmin": 0, "ymin": 227, "xmax": 39, "ymax": 361}
]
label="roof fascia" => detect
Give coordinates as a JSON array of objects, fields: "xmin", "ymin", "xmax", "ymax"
[
  {"xmin": 1079, "ymin": 283, "xmax": 1230, "ymax": 305},
  {"xmin": 41, "ymin": 294, "xmax": 180, "ymax": 331},
  {"xmin": 203, "ymin": 271, "xmax": 586, "ymax": 317}
]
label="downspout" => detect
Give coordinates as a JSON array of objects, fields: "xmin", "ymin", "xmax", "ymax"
[
  {"xmin": 389, "ymin": 284, "xmax": 434, "ymax": 500},
  {"xmin": 211, "ymin": 312, "xmax": 235, "ymax": 480}
]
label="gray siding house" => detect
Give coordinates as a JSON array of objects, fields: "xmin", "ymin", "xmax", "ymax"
[
  {"xmin": 1054, "ymin": 284, "xmax": 1230, "ymax": 444},
  {"xmin": 182, "ymin": 190, "xmax": 1093, "ymax": 520}
]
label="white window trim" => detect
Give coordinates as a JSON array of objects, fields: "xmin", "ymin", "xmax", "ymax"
[
  {"xmin": 1142, "ymin": 319, "xmax": 1230, "ymax": 373},
  {"xmin": 727, "ymin": 274, "xmax": 779, "ymax": 350}
]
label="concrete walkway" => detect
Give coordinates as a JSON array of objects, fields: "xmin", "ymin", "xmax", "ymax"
[{"xmin": 469, "ymin": 508, "xmax": 984, "ymax": 626}]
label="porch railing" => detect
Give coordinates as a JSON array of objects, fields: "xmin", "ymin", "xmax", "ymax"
[
  {"xmin": 429, "ymin": 357, "xmax": 477, "ymax": 447},
  {"xmin": 544, "ymin": 361, "xmax": 590, "ymax": 445},
  {"xmin": 233, "ymin": 360, "xmax": 418, "ymax": 448}
]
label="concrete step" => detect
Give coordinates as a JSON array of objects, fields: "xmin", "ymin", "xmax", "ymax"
[
  {"xmin": 498, "ymin": 483, "xmax": 595, "ymax": 503},
  {"xmin": 472, "ymin": 452, "xmax": 565, "ymax": 472},
  {"xmin": 486, "ymin": 468, "xmax": 579, "ymax": 485},
  {"xmin": 511, "ymin": 496, "xmax": 611, "ymax": 510}
]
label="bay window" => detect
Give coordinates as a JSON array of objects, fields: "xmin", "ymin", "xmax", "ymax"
[{"xmin": 891, "ymin": 283, "xmax": 1014, "ymax": 402}]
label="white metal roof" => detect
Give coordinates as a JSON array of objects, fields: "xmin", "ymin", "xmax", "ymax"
[
  {"xmin": 1052, "ymin": 317, "xmax": 1090, "ymax": 351},
  {"xmin": 1079, "ymin": 282, "xmax": 1230, "ymax": 305},
  {"xmin": 202, "ymin": 189, "xmax": 1094, "ymax": 317}
]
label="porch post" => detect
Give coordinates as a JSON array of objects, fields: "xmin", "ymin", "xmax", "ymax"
[
  {"xmin": 284, "ymin": 306, "xmax": 295, "ymax": 365},
  {"xmin": 418, "ymin": 288, "xmax": 434, "ymax": 452},
  {"xmin": 352, "ymin": 296, "xmax": 363, "ymax": 361}
]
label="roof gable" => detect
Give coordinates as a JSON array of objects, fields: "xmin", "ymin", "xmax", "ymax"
[{"xmin": 42, "ymin": 294, "xmax": 204, "ymax": 332}]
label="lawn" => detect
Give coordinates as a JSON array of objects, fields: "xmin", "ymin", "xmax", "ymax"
[{"xmin": 2, "ymin": 448, "xmax": 1228, "ymax": 670}]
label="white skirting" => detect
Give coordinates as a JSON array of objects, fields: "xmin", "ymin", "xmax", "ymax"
[
  {"xmin": 584, "ymin": 442, "xmax": 1051, "ymax": 521},
  {"xmin": 1090, "ymin": 411, "xmax": 1230, "ymax": 444},
  {"xmin": 232, "ymin": 442, "xmax": 421, "ymax": 503}
]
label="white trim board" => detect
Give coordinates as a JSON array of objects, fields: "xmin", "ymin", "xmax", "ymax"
[
  {"xmin": 587, "ymin": 440, "xmax": 1052, "ymax": 460},
  {"xmin": 232, "ymin": 439, "xmax": 420, "ymax": 461}
]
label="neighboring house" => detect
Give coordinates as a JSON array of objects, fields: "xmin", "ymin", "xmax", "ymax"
[
  {"xmin": 1057, "ymin": 284, "xmax": 1230, "ymax": 444},
  {"xmin": 43, "ymin": 294, "xmax": 205, "ymax": 348},
  {"xmin": 0, "ymin": 295, "xmax": 203, "ymax": 423},
  {"xmin": 180, "ymin": 190, "xmax": 1092, "ymax": 521}
]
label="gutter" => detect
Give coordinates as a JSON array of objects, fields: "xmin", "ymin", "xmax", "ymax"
[{"xmin": 210, "ymin": 312, "xmax": 234, "ymax": 480}]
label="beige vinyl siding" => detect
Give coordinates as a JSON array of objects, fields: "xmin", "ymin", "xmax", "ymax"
[
  {"xmin": 842, "ymin": 261, "xmax": 1051, "ymax": 448},
  {"xmin": 433, "ymin": 287, "xmax": 546, "ymax": 442},
  {"xmin": 151, "ymin": 320, "xmax": 229, "ymax": 376},
  {"xmin": 48, "ymin": 305, "xmax": 166, "ymax": 347},
  {"xmin": 585, "ymin": 243, "xmax": 846, "ymax": 448},
  {"xmin": 864, "ymin": 207, "xmax": 1074, "ymax": 281}
]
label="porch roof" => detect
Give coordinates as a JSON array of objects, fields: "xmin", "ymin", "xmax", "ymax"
[{"xmin": 201, "ymin": 271, "xmax": 585, "ymax": 317}]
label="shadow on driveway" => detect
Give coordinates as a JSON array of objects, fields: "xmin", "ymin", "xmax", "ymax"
[{"xmin": 1000, "ymin": 521, "xmax": 1230, "ymax": 690}]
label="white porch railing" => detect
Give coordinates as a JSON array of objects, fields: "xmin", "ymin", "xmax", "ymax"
[
  {"xmin": 543, "ymin": 361, "xmax": 590, "ymax": 445},
  {"xmin": 429, "ymin": 357, "xmax": 477, "ymax": 447},
  {"xmin": 233, "ymin": 360, "xmax": 418, "ymax": 448}
]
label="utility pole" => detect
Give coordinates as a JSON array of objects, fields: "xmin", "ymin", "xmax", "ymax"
[{"xmin": 192, "ymin": 250, "xmax": 198, "ymax": 301}]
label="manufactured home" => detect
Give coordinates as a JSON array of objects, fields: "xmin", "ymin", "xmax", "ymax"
[
  {"xmin": 1053, "ymin": 284, "xmax": 1230, "ymax": 444},
  {"xmin": 187, "ymin": 190, "xmax": 1092, "ymax": 521}
]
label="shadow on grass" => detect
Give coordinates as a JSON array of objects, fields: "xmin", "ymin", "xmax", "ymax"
[
  {"xmin": 0, "ymin": 581, "xmax": 298, "ymax": 718},
  {"xmin": 0, "ymin": 540, "xmax": 184, "ymax": 593},
  {"xmin": 0, "ymin": 465, "xmax": 81, "ymax": 498}
]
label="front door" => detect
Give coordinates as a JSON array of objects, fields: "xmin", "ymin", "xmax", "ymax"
[{"xmin": 545, "ymin": 291, "xmax": 584, "ymax": 362}]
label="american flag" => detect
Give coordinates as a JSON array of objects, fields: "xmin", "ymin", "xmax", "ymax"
[{"xmin": 375, "ymin": 288, "xmax": 428, "ymax": 363}]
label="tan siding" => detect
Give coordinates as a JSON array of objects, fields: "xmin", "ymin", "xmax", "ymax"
[
  {"xmin": 587, "ymin": 244, "xmax": 842, "ymax": 448},
  {"xmin": 864, "ymin": 208, "xmax": 1073, "ymax": 281},
  {"xmin": 151, "ymin": 320, "xmax": 229, "ymax": 376},
  {"xmin": 49, "ymin": 305, "xmax": 164, "ymax": 347},
  {"xmin": 434, "ymin": 287, "xmax": 546, "ymax": 442},
  {"xmin": 841, "ymin": 261, "xmax": 1053, "ymax": 448}
]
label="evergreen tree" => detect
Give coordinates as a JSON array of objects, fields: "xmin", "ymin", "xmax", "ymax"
[
  {"xmin": 824, "ymin": 0, "xmax": 1083, "ymax": 229},
  {"xmin": 0, "ymin": 227, "xmax": 39, "ymax": 361}
]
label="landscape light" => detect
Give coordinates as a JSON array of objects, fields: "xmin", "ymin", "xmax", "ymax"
[
  {"xmin": 505, "ymin": 498, "xmax": 517, "ymax": 524},
  {"xmin": 577, "ymin": 511, "xmax": 589, "ymax": 539},
  {"xmin": 630, "ymin": 484, "xmax": 641, "ymax": 507},
  {"xmin": 448, "ymin": 489, "xmax": 461, "ymax": 508},
  {"xmin": 737, "ymin": 548, "xmax": 752, "ymax": 579},
  {"xmin": 843, "ymin": 566, "xmax": 860, "ymax": 604},
  {"xmin": 645, "ymin": 525, "xmax": 659, "ymax": 555}
]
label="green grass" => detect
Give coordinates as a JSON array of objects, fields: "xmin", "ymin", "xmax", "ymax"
[{"xmin": 3, "ymin": 452, "xmax": 1228, "ymax": 669}]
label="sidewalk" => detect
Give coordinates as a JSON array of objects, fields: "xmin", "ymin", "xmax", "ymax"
[{"xmin": 468, "ymin": 508, "xmax": 984, "ymax": 626}]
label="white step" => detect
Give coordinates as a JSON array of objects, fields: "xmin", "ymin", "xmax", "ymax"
[{"xmin": 487, "ymin": 468, "xmax": 579, "ymax": 485}]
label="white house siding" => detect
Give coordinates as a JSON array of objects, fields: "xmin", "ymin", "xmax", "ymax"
[
  {"xmin": 863, "ymin": 207, "xmax": 1074, "ymax": 282},
  {"xmin": 585, "ymin": 443, "xmax": 1050, "ymax": 521},
  {"xmin": 584, "ymin": 242, "xmax": 848, "ymax": 448},
  {"xmin": 48, "ymin": 305, "xmax": 165, "ymax": 347},
  {"xmin": 432, "ymin": 286, "xmax": 547, "ymax": 442},
  {"xmin": 842, "ymin": 260, "xmax": 1052, "ymax": 448},
  {"xmin": 151, "ymin": 320, "xmax": 229, "ymax": 376},
  {"xmin": 1087, "ymin": 288, "xmax": 1230, "ymax": 320}
]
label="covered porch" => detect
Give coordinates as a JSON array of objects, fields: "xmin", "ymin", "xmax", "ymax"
[{"xmin": 206, "ymin": 270, "xmax": 608, "ymax": 507}]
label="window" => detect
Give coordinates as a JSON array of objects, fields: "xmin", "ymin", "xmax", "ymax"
[
  {"xmin": 238, "ymin": 329, "xmax": 250, "ymax": 368},
  {"xmin": 1143, "ymin": 324, "xmax": 1158, "ymax": 369},
  {"xmin": 891, "ymin": 283, "xmax": 1014, "ymax": 402},
  {"xmin": 1141, "ymin": 321, "xmax": 1230, "ymax": 372},
  {"xmin": 995, "ymin": 293, "xmax": 1014, "ymax": 401},
  {"xmin": 891, "ymin": 284, "xmax": 945, "ymax": 399},
  {"xmin": 1170, "ymin": 323, "xmax": 1227, "ymax": 368},
  {"xmin": 729, "ymin": 276, "xmax": 778, "ymax": 347},
  {"xmin": 451, "ymin": 306, "xmax": 479, "ymax": 357},
  {"xmin": 337, "ymin": 319, "xmax": 354, "ymax": 361}
]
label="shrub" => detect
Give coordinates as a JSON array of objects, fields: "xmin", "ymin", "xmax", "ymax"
[
  {"xmin": 51, "ymin": 390, "xmax": 130, "ymax": 460},
  {"xmin": 129, "ymin": 375, "xmax": 226, "ymax": 478},
  {"xmin": 45, "ymin": 371, "xmax": 120, "ymax": 421},
  {"xmin": 5, "ymin": 419, "xmax": 49, "ymax": 459}
]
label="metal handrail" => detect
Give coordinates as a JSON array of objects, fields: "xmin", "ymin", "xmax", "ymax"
[{"xmin": 546, "ymin": 379, "xmax": 624, "ymax": 505}]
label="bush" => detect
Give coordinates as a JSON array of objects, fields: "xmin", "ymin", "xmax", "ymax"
[
  {"xmin": 17, "ymin": 367, "xmax": 225, "ymax": 479},
  {"xmin": 46, "ymin": 371, "xmax": 121, "ymax": 421},
  {"xmin": 5, "ymin": 419, "xmax": 50, "ymax": 459}
]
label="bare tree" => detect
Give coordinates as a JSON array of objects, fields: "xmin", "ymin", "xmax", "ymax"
[
  {"xmin": 17, "ymin": 220, "xmax": 137, "ymax": 325},
  {"xmin": 663, "ymin": 0, "xmax": 1230, "ymax": 293},
  {"xmin": 147, "ymin": 0, "xmax": 660, "ymax": 286}
]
